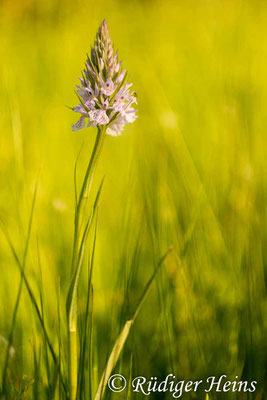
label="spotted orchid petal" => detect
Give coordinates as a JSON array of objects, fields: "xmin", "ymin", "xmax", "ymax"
[{"xmin": 72, "ymin": 20, "xmax": 137, "ymax": 135}]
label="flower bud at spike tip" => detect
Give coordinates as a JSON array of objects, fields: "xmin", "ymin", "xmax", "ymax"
[{"xmin": 72, "ymin": 20, "xmax": 138, "ymax": 136}]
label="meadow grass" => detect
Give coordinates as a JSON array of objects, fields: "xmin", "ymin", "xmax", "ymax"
[{"xmin": 0, "ymin": 0, "xmax": 267, "ymax": 399}]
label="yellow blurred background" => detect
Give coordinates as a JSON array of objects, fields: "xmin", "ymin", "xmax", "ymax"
[{"xmin": 0, "ymin": 0, "xmax": 266, "ymax": 397}]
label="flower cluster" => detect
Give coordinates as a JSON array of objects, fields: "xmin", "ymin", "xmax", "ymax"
[{"xmin": 72, "ymin": 20, "xmax": 138, "ymax": 136}]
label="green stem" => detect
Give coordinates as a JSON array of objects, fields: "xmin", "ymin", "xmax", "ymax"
[
  {"xmin": 71, "ymin": 126, "xmax": 106, "ymax": 273},
  {"xmin": 68, "ymin": 125, "xmax": 106, "ymax": 400}
]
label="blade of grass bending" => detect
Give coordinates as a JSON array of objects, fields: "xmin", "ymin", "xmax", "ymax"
[
  {"xmin": 131, "ymin": 247, "xmax": 172, "ymax": 322},
  {"xmin": 0, "ymin": 180, "xmax": 38, "ymax": 395},
  {"xmin": 0, "ymin": 224, "xmax": 68, "ymax": 397},
  {"xmin": 93, "ymin": 247, "xmax": 172, "ymax": 400}
]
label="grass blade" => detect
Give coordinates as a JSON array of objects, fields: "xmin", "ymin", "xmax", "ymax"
[
  {"xmin": 67, "ymin": 179, "xmax": 104, "ymax": 326},
  {"xmin": 93, "ymin": 247, "xmax": 172, "ymax": 400},
  {"xmin": 0, "ymin": 217, "xmax": 68, "ymax": 398},
  {"xmin": 74, "ymin": 143, "xmax": 84, "ymax": 210},
  {"xmin": 0, "ymin": 179, "xmax": 38, "ymax": 395}
]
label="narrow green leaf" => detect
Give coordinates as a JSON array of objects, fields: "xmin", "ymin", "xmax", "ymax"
[
  {"xmin": 0, "ymin": 223, "xmax": 68, "ymax": 398},
  {"xmin": 74, "ymin": 143, "xmax": 84, "ymax": 211},
  {"xmin": 93, "ymin": 247, "xmax": 172, "ymax": 400},
  {"xmin": 67, "ymin": 179, "xmax": 104, "ymax": 328},
  {"xmin": 78, "ymin": 214, "xmax": 98, "ymax": 399},
  {"xmin": 1, "ymin": 179, "xmax": 38, "ymax": 394}
]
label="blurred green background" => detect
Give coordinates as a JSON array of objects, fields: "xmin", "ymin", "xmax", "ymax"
[{"xmin": 0, "ymin": 0, "xmax": 267, "ymax": 398}]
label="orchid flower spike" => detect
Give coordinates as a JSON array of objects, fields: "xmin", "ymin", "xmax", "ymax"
[{"xmin": 72, "ymin": 20, "xmax": 138, "ymax": 136}]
